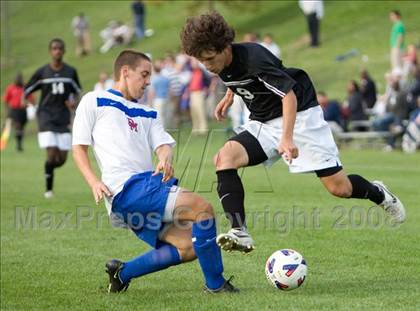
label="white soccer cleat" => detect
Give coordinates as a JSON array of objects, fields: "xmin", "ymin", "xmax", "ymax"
[
  {"xmin": 217, "ymin": 227, "xmax": 255, "ymax": 254},
  {"xmin": 372, "ymin": 181, "xmax": 406, "ymax": 223},
  {"xmin": 44, "ymin": 191, "xmax": 54, "ymax": 199}
]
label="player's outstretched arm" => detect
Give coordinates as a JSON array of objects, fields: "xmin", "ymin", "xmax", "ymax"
[
  {"xmin": 214, "ymin": 88, "xmax": 234, "ymax": 121},
  {"xmin": 153, "ymin": 144, "xmax": 174, "ymax": 182},
  {"xmin": 73, "ymin": 144, "xmax": 112, "ymax": 205},
  {"xmin": 277, "ymin": 90, "xmax": 299, "ymax": 164}
]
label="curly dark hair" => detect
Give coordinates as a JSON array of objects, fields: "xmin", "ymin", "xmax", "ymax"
[{"xmin": 180, "ymin": 11, "xmax": 235, "ymax": 57}]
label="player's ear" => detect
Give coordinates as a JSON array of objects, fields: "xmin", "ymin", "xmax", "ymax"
[{"xmin": 121, "ymin": 65, "xmax": 129, "ymax": 79}]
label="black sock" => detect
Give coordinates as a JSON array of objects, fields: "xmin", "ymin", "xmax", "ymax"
[
  {"xmin": 216, "ymin": 169, "xmax": 246, "ymax": 228},
  {"xmin": 348, "ymin": 174, "xmax": 384, "ymax": 204},
  {"xmin": 16, "ymin": 133, "xmax": 23, "ymax": 151},
  {"xmin": 45, "ymin": 161, "xmax": 55, "ymax": 191}
]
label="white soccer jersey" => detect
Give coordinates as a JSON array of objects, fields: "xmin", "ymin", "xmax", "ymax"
[{"xmin": 72, "ymin": 89, "xmax": 175, "ymax": 214}]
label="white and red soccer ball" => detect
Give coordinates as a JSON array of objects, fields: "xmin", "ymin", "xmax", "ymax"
[{"xmin": 265, "ymin": 249, "xmax": 307, "ymax": 291}]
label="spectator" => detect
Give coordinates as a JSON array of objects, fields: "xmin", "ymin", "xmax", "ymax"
[
  {"xmin": 131, "ymin": 0, "xmax": 145, "ymax": 40},
  {"xmin": 373, "ymin": 80, "xmax": 409, "ymax": 150},
  {"xmin": 299, "ymin": 0, "xmax": 324, "ymax": 47},
  {"xmin": 317, "ymin": 91, "xmax": 343, "ymax": 132},
  {"xmin": 406, "ymin": 66, "xmax": 420, "ymax": 112},
  {"xmin": 389, "ymin": 10, "xmax": 406, "ymax": 71},
  {"xmin": 100, "ymin": 21, "xmax": 133, "ymax": 54},
  {"xmin": 94, "ymin": 71, "xmax": 114, "ymax": 91},
  {"xmin": 162, "ymin": 54, "xmax": 183, "ymax": 128},
  {"xmin": 346, "ymin": 80, "xmax": 367, "ymax": 126},
  {"xmin": 402, "ymin": 97, "xmax": 420, "ymax": 153},
  {"xmin": 260, "ymin": 33, "xmax": 281, "ymax": 59},
  {"xmin": 360, "ymin": 70, "xmax": 377, "ymax": 109},
  {"xmin": 402, "ymin": 44, "xmax": 418, "ymax": 82},
  {"xmin": 188, "ymin": 58, "xmax": 208, "ymax": 135},
  {"xmin": 3, "ymin": 73, "xmax": 35, "ymax": 152},
  {"xmin": 71, "ymin": 12, "xmax": 91, "ymax": 56},
  {"xmin": 149, "ymin": 60, "xmax": 171, "ymax": 129}
]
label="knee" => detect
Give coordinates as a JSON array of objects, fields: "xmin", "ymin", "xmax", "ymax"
[
  {"xmin": 195, "ymin": 198, "xmax": 214, "ymax": 221},
  {"xmin": 327, "ymin": 183, "xmax": 352, "ymax": 198},
  {"xmin": 53, "ymin": 158, "xmax": 66, "ymax": 168},
  {"xmin": 178, "ymin": 246, "xmax": 196, "ymax": 263},
  {"xmin": 213, "ymin": 146, "xmax": 237, "ymax": 170}
]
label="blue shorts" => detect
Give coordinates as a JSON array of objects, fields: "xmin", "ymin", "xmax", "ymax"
[{"xmin": 112, "ymin": 171, "xmax": 178, "ymax": 248}]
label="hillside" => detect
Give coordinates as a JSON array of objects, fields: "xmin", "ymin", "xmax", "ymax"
[{"xmin": 1, "ymin": 1, "xmax": 419, "ymax": 103}]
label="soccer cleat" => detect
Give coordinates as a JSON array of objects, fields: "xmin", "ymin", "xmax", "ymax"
[
  {"xmin": 203, "ymin": 276, "xmax": 240, "ymax": 293},
  {"xmin": 105, "ymin": 259, "xmax": 130, "ymax": 293},
  {"xmin": 216, "ymin": 227, "xmax": 255, "ymax": 253},
  {"xmin": 372, "ymin": 181, "xmax": 406, "ymax": 223},
  {"xmin": 44, "ymin": 191, "xmax": 54, "ymax": 199}
]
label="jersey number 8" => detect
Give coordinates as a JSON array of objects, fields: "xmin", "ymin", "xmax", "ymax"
[{"xmin": 236, "ymin": 87, "xmax": 254, "ymax": 100}]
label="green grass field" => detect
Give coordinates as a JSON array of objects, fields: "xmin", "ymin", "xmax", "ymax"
[
  {"xmin": 1, "ymin": 129, "xmax": 420, "ymax": 310},
  {"xmin": 1, "ymin": 1, "xmax": 420, "ymax": 310}
]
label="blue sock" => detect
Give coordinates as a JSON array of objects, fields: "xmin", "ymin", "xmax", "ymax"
[
  {"xmin": 192, "ymin": 219, "xmax": 225, "ymax": 290},
  {"xmin": 119, "ymin": 242, "xmax": 181, "ymax": 284}
]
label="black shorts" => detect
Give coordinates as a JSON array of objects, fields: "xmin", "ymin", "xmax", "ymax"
[{"xmin": 8, "ymin": 108, "xmax": 27, "ymax": 125}]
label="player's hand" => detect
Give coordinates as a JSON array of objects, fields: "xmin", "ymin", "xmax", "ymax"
[
  {"xmin": 153, "ymin": 159, "xmax": 174, "ymax": 182},
  {"xmin": 91, "ymin": 181, "xmax": 112, "ymax": 205},
  {"xmin": 277, "ymin": 139, "xmax": 299, "ymax": 164},
  {"xmin": 214, "ymin": 90, "xmax": 234, "ymax": 121}
]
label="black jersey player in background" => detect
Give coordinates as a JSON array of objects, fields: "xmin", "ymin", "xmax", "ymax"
[
  {"xmin": 24, "ymin": 38, "xmax": 82, "ymax": 199},
  {"xmin": 181, "ymin": 12, "xmax": 406, "ymax": 253}
]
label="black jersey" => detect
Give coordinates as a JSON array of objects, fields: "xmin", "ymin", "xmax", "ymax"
[
  {"xmin": 219, "ymin": 43, "xmax": 318, "ymax": 122},
  {"xmin": 24, "ymin": 63, "xmax": 81, "ymax": 132}
]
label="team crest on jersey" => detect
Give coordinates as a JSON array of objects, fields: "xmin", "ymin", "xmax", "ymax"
[{"xmin": 127, "ymin": 117, "xmax": 138, "ymax": 132}]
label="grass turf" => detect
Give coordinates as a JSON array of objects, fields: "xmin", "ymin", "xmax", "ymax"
[
  {"xmin": 2, "ymin": 1, "xmax": 420, "ymax": 310},
  {"xmin": 1, "ymin": 129, "xmax": 420, "ymax": 310}
]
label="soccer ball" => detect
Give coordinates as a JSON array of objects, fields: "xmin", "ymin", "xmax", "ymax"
[{"xmin": 265, "ymin": 249, "xmax": 307, "ymax": 291}]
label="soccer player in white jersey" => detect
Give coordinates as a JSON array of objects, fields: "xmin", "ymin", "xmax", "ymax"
[
  {"xmin": 181, "ymin": 12, "xmax": 406, "ymax": 253},
  {"xmin": 72, "ymin": 50, "xmax": 238, "ymax": 293}
]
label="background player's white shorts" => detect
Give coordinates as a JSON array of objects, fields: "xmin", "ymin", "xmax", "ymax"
[
  {"xmin": 235, "ymin": 105, "xmax": 342, "ymax": 173},
  {"xmin": 38, "ymin": 131, "xmax": 72, "ymax": 150}
]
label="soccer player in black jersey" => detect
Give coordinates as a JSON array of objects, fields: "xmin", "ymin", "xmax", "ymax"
[
  {"xmin": 24, "ymin": 38, "xmax": 82, "ymax": 199},
  {"xmin": 181, "ymin": 12, "xmax": 406, "ymax": 253}
]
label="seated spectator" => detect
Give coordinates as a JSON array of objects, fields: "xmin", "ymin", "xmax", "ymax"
[
  {"xmin": 317, "ymin": 91, "xmax": 343, "ymax": 133},
  {"xmin": 344, "ymin": 80, "xmax": 367, "ymax": 131},
  {"xmin": 94, "ymin": 71, "xmax": 114, "ymax": 91},
  {"xmin": 373, "ymin": 79, "xmax": 409, "ymax": 150},
  {"xmin": 402, "ymin": 97, "xmax": 420, "ymax": 153},
  {"xmin": 100, "ymin": 21, "xmax": 133, "ymax": 54},
  {"xmin": 260, "ymin": 33, "xmax": 281, "ymax": 59},
  {"xmin": 406, "ymin": 66, "xmax": 420, "ymax": 112},
  {"xmin": 360, "ymin": 70, "xmax": 377, "ymax": 109}
]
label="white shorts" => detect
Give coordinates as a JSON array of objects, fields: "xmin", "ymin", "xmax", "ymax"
[
  {"xmin": 38, "ymin": 131, "xmax": 72, "ymax": 150},
  {"xmin": 158, "ymin": 185, "xmax": 183, "ymax": 239},
  {"xmin": 235, "ymin": 106, "xmax": 342, "ymax": 174}
]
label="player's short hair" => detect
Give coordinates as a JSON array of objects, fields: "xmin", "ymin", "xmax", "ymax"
[
  {"xmin": 48, "ymin": 38, "xmax": 65, "ymax": 50},
  {"xmin": 390, "ymin": 10, "xmax": 401, "ymax": 17},
  {"xmin": 180, "ymin": 11, "xmax": 235, "ymax": 57},
  {"xmin": 113, "ymin": 49, "xmax": 151, "ymax": 81}
]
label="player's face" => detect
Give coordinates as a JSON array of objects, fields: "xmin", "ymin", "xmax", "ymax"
[
  {"xmin": 49, "ymin": 42, "xmax": 65, "ymax": 62},
  {"xmin": 125, "ymin": 60, "xmax": 152, "ymax": 100},
  {"xmin": 197, "ymin": 49, "xmax": 229, "ymax": 74}
]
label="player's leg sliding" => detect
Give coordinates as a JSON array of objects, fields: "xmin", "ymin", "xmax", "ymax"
[
  {"xmin": 215, "ymin": 169, "xmax": 254, "ymax": 253},
  {"xmin": 106, "ymin": 242, "xmax": 181, "ymax": 293},
  {"xmin": 192, "ymin": 218, "xmax": 239, "ymax": 293}
]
